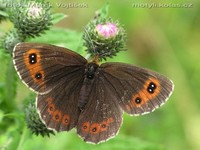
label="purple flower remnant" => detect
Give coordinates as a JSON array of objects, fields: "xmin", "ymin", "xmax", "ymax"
[{"xmin": 96, "ymin": 23, "xmax": 118, "ymax": 38}]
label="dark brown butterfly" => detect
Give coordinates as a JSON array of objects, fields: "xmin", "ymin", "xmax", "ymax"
[{"xmin": 13, "ymin": 43, "xmax": 174, "ymax": 144}]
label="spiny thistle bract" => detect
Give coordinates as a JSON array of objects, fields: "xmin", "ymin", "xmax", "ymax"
[
  {"xmin": 1, "ymin": 29, "xmax": 24, "ymax": 53},
  {"xmin": 24, "ymin": 94, "xmax": 55, "ymax": 137}
]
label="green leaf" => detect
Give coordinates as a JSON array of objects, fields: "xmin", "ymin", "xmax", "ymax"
[
  {"xmin": 28, "ymin": 27, "xmax": 86, "ymax": 56},
  {"xmin": 0, "ymin": 110, "xmax": 4, "ymax": 122},
  {"xmin": 95, "ymin": 2, "xmax": 109, "ymax": 20},
  {"xmin": 78, "ymin": 135, "xmax": 164, "ymax": 150},
  {"xmin": 0, "ymin": 82, "xmax": 4, "ymax": 104},
  {"xmin": 0, "ymin": 10, "xmax": 8, "ymax": 17},
  {"xmin": 51, "ymin": 13, "xmax": 68, "ymax": 24},
  {"xmin": 3, "ymin": 60, "xmax": 17, "ymax": 110}
]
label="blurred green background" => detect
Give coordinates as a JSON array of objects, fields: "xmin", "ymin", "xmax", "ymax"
[{"xmin": 0, "ymin": 0, "xmax": 200, "ymax": 150}]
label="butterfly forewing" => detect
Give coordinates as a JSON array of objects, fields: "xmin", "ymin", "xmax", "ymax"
[
  {"xmin": 13, "ymin": 43, "xmax": 87, "ymax": 94},
  {"xmin": 99, "ymin": 62, "xmax": 174, "ymax": 115},
  {"xmin": 13, "ymin": 42, "xmax": 87, "ymax": 131}
]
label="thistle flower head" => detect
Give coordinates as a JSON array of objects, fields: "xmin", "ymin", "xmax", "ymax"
[
  {"xmin": 27, "ymin": 3, "xmax": 43, "ymax": 19},
  {"xmin": 9, "ymin": 0, "xmax": 52, "ymax": 38},
  {"xmin": 83, "ymin": 19, "xmax": 127, "ymax": 60},
  {"xmin": 96, "ymin": 23, "xmax": 118, "ymax": 39}
]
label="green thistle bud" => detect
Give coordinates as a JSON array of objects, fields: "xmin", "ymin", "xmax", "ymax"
[
  {"xmin": 9, "ymin": 0, "xmax": 52, "ymax": 38},
  {"xmin": 24, "ymin": 94, "xmax": 54, "ymax": 137},
  {"xmin": 83, "ymin": 18, "xmax": 127, "ymax": 60},
  {"xmin": 1, "ymin": 29, "xmax": 24, "ymax": 54}
]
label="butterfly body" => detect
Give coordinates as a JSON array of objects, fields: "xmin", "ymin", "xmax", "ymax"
[
  {"xmin": 78, "ymin": 62, "xmax": 99, "ymax": 110},
  {"xmin": 13, "ymin": 43, "xmax": 174, "ymax": 144}
]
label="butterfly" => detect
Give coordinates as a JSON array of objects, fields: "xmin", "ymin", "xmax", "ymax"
[{"xmin": 13, "ymin": 42, "xmax": 174, "ymax": 144}]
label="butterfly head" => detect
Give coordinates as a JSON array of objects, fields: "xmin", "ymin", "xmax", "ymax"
[{"xmin": 86, "ymin": 62, "xmax": 99, "ymax": 80}]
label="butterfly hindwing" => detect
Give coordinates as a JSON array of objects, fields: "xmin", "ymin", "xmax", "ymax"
[
  {"xmin": 13, "ymin": 42, "xmax": 87, "ymax": 94},
  {"xmin": 37, "ymin": 72, "xmax": 84, "ymax": 131},
  {"xmin": 76, "ymin": 61, "xmax": 174, "ymax": 144},
  {"xmin": 99, "ymin": 62, "xmax": 174, "ymax": 115},
  {"xmin": 77, "ymin": 75, "xmax": 123, "ymax": 144}
]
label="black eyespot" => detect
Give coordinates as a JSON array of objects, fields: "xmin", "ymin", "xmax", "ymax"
[
  {"xmin": 49, "ymin": 107, "xmax": 53, "ymax": 111},
  {"xmin": 29, "ymin": 53, "xmax": 37, "ymax": 64},
  {"xmin": 83, "ymin": 125, "xmax": 87, "ymax": 129},
  {"xmin": 147, "ymin": 82, "xmax": 157, "ymax": 93},
  {"xmin": 65, "ymin": 119, "xmax": 68, "ymax": 123},
  {"xmin": 101, "ymin": 124, "xmax": 106, "ymax": 128},
  {"xmin": 92, "ymin": 127, "xmax": 97, "ymax": 132},
  {"xmin": 135, "ymin": 97, "xmax": 142, "ymax": 104},
  {"xmin": 55, "ymin": 115, "xmax": 59, "ymax": 120},
  {"xmin": 35, "ymin": 73, "xmax": 42, "ymax": 80}
]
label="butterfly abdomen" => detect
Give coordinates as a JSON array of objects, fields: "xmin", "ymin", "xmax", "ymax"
[{"xmin": 78, "ymin": 63, "xmax": 99, "ymax": 110}]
